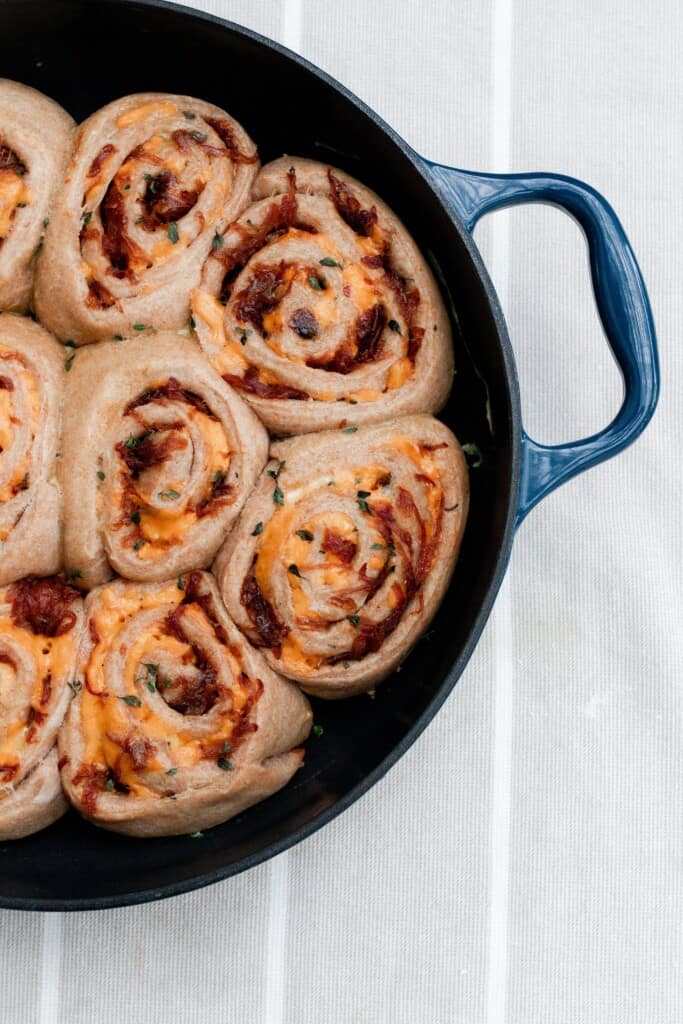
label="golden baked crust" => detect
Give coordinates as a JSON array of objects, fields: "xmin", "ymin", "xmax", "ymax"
[
  {"xmin": 0, "ymin": 79, "xmax": 74, "ymax": 313},
  {"xmin": 59, "ymin": 332, "xmax": 268, "ymax": 589},
  {"xmin": 192, "ymin": 156, "xmax": 453, "ymax": 433},
  {"xmin": 59, "ymin": 571, "xmax": 312, "ymax": 837},
  {"xmin": 0, "ymin": 313, "xmax": 64, "ymax": 586},
  {"xmin": 35, "ymin": 93, "xmax": 258, "ymax": 344},
  {"xmin": 0, "ymin": 576, "xmax": 84, "ymax": 840},
  {"xmin": 215, "ymin": 415, "xmax": 468, "ymax": 698}
]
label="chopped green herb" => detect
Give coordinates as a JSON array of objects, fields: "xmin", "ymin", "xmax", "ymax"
[
  {"xmin": 371, "ymin": 543, "xmax": 385, "ymax": 550},
  {"xmin": 183, "ymin": 110, "xmax": 196, "ymax": 120},
  {"xmin": 308, "ymin": 276, "xmax": 325, "ymax": 291},
  {"xmin": 189, "ymin": 315, "xmax": 196, "ymax": 330},
  {"xmin": 223, "ymin": 741, "xmax": 232, "ymax": 754},
  {"xmin": 236, "ymin": 325, "xmax": 251, "ymax": 344},
  {"xmin": 252, "ymin": 522, "xmax": 264, "ymax": 536},
  {"xmin": 96, "ymin": 470, "xmax": 105, "ymax": 481},
  {"xmin": 133, "ymin": 539, "xmax": 144, "ymax": 551},
  {"xmin": 312, "ymin": 724, "xmax": 324, "ymax": 737},
  {"xmin": 288, "ymin": 564, "xmax": 303, "ymax": 578},
  {"xmin": 461, "ymin": 442, "xmax": 483, "ymax": 468},
  {"xmin": 166, "ymin": 767, "xmax": 178, "ymax": 775},
  {"xmin": 135, "ymin": 216, "xmax": 143, "ymax": 225},
  {"xmin": 159, "ymin": 488, "xmax": 181, "ymax": 500},
  {"xmin": 273, "ymin": 484, "xmax": 284, "ymax": 506},
  {"xmin": 357, "ymin": 497, "xmax": 371, "ymax": 513},
  {"xmin": 342, "ymin": 426, "xmax": 358, "ymax": 433},
  {"xmin": 132, "ymin": 323, "xmax": 147, "ymax": 331},
  {"xmin": 105, "ymin": 778, "xmax": 115, "ymax": 791},
  {"xmin": 113, "ymin": 334, "xmax": 123, "ymax": 341},
  {"xmin": 189, "ymin": 831, "xmax": 203, "ymax": 838},
  {"xmin": 67, "ymin": 679, "xmax": 82, "ymax": 696},
  {"xmin": 64, "ymin": 343, "xmax": 76, "ymax": 372},
  {"xmin": 124, "ymin": 431, "xmax": 152, "ymax": 449},
  {"xmin": 342, "ymin": 661, "xmax": 350, "ymax": 669},
  {"xmin": 388, "ymin": 319, "xmax": 401, "ymax": 333},
  {"xmin": 212, "ymin": 231, "xmax": 224, "ymax": 251},
  {"xmin": 217, "ymin": 757, "xmax": 234, "ymax": 771},
  {"xmin": 82, "ymin": 211, "xmax": 92, "ymax": 225},
  {"xmin": 211, "ymin": 469, "xmax": 225, "ymax": 484},
  {"xmin": 177, "ymin": 576, "xmax": 185, "ymax": 590},
  {"xmin": 348, "ymin": 614, "xmax": 360, "ymax": 627},
  {"xmin": 190, "ymin": 130, "xmax": 208, "ymax": 142},
  {"xmin": 42, "ymin": 218, "xmax": 49, "ymax": 228},
  {"xmin": 163, "ymin": 678, "xmax": 172, "ymax": 689},
  {"xmin": 319, "ymin": 256, "xmax": 340, "ymax": 268},
  {"xmin": 168, "ymin": 222, "xmax": 179, "ymax": 244},
  {"xmin": 296, "ymin": 529, "xmax": 314, "ymax": 542},
  {"xmin": 120, "ymin": 695, "xmax": 142, "ymax": 707}
]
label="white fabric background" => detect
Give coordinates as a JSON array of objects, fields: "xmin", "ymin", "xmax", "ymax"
[{"xmin": 2, "ymin": 1, "xmax": 681, "ymax": 1021}]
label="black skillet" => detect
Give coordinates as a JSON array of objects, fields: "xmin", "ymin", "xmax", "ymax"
[{"xmin": 0, "ymin": 0, "xmax": 659, "ymax": 910}]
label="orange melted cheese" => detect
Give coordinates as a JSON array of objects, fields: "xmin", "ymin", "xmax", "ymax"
[
  {"xmin": 115, "ymin": 102, "xmax": 179, "ymax": 129},
  {"xmin": 192, "ymin": 290, "xmax": 248, "ymax": 375},
  {"xmin": 126, "ymin": 414, "xmax": 230, "ymax": 556},
  {"xmin": 0, "ymin": 170, "xmax": 33, "ymax": 239},
  {"xmin": 0, "ymin": 607, "xmax": 78, "ymax": 768},
  {"xmin": 0, "ymin": 356, "xmax": 40, "ymax": 505}
]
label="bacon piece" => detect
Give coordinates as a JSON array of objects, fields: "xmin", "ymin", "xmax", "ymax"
[
  {"xmin": 126, "ymin": 377, "xmax": 215, "ymax": 417},
  {"xmin": 0, "ymin": 763, "xmax": 19, "ymax": 783},
  {"xmin": 116, "ymin": 731, "xmax": 155, "ymax": 771},
  {"xmin": 40, "ymin": 673, "xmax": 52, "ymax": 707},
  {"xmin": 86, "ymin": 279, "xmax": 118, "ymax": 309},
  {"xmin": 234, "ymin": 262, "xmax": 289, "ymax": 333},
  {"xmin": 224, "ymin": 366, "xmax": 310, "ymax": 401},
  {"xmin": 100, "ymin": 182, "xmax": 131, "ymax": 277},
  {"xmin": 116, "ymin": 431, "xmax": 186, "ymax": 478},
  {"xmin": 0, "ymin": 143, "xmax": 26, "ymax": 175},
  {"xmin": 140, "ymin": 167, "xmax": 199, "ymax": 228},
  {"xmin": 240, "ymin": 565, "xmax": 288, "ymax": 653},
  {"xmin": 217, "ymin": 195, "xmax": 303, "ymax": 302},
  {"xmin": 322, "ymin": 529, "xmax": 357, "ymax": 564},
  {"xmin": 328, "ymin": 170, "xmax": 378, "ymax": 237},
  {"xmin": 87, "ymin": 144, "xmax": 115, "ymax": 178},
  {"xmin": 9, "ymin": 576, "xmax": 79, "ymax": 638},
  {"xmin": 0, "ymin": 375, "xmax": 14, "ymax": 390},
  {"xmin": 205, "ymin": 118, "xmax": 258, "ymax": 164},
  {"xmin": 289, "ymin": 308, "xmax": 319, "ymax": 339}
]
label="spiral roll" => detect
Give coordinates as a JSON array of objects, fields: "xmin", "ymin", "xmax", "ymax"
[
  {"xmin": 35, "ymin": 92, "xmax": 258, "ymax": 344},
  {"xmin": 215, "ymin": 415, "xmax": 469, "ymax": 698},
  {"xmin": 0, "ymin": 576, "xmax": 84, "ymax": 840},
  {"xmin": 0, "ymin": 79, "xmax": 74, "ymax": 313},
  {"xmin": 60, "ymin": 332, "xmax": 268, "ymax": 589},
  {"xmin": 0, "ymin": 313, "xmax": 64, "ymax": 586},
  {"xmin": 59, "ymin": 571, "xmax": 312, "ymax": 836},
  {"xmin": 191, "ymin": 156, "xmax": 453, "ymax": 434}
]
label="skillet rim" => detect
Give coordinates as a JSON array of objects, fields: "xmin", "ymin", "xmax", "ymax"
[{"xmin": 0, "ymin": 0, "xmax": 522, "ymax": 911}]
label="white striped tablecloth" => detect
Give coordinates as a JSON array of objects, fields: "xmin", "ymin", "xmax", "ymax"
[{"xmin": 3, "ymin": 1, "xmax": 681, "ymax": 1022}]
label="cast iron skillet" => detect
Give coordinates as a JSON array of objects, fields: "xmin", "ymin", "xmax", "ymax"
[{"xmin": 0, "ymin": 0, "xmax": 659, "ymax": 911}]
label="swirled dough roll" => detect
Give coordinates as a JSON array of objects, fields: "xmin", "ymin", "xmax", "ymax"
[
  {"xmin": 0, "ymin": 576, "xmax": 84, "ymax": 840},
  {"xmin": 35, "ymin": 93, "xmax": 258, "ymax": 344},
  {"xmin": 59, "ymin": 571, "xmax": 312, "ymax": 837},
  {"xmin": 215, "ymin": 415, "xmax": 469, "ymax": 698},
  {"xmin": 0, "ymin": 80, "xmax": 74, "ymax": 312},
  {"xmin": 191, "ymin": 156, "xmax": 453, "ymax": 434},
  {"xmin": 0, "ymin": 313, "xmax": 64, "ymax": 586},
  {"xmin": 60, "ymin": 332, "xmax": 268, "ymax": 589}
]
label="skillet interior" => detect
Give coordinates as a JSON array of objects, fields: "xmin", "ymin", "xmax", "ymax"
[{"xmin": 0, "ymin": 0, "xmax": 519, "ymax": 909}]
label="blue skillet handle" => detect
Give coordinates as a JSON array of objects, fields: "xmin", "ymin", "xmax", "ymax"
[{"xmin": 428, "ymin": 163, "xmax": 660, "ymax": 524}]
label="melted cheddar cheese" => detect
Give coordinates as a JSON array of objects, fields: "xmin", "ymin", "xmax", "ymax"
[
  {"xmin": 0, "ymin": 170, "xmax": 32, "ymax": 239},
  {"xmin": 115, "ymin": 102, "xmax": 179, "ymax": 129}
]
